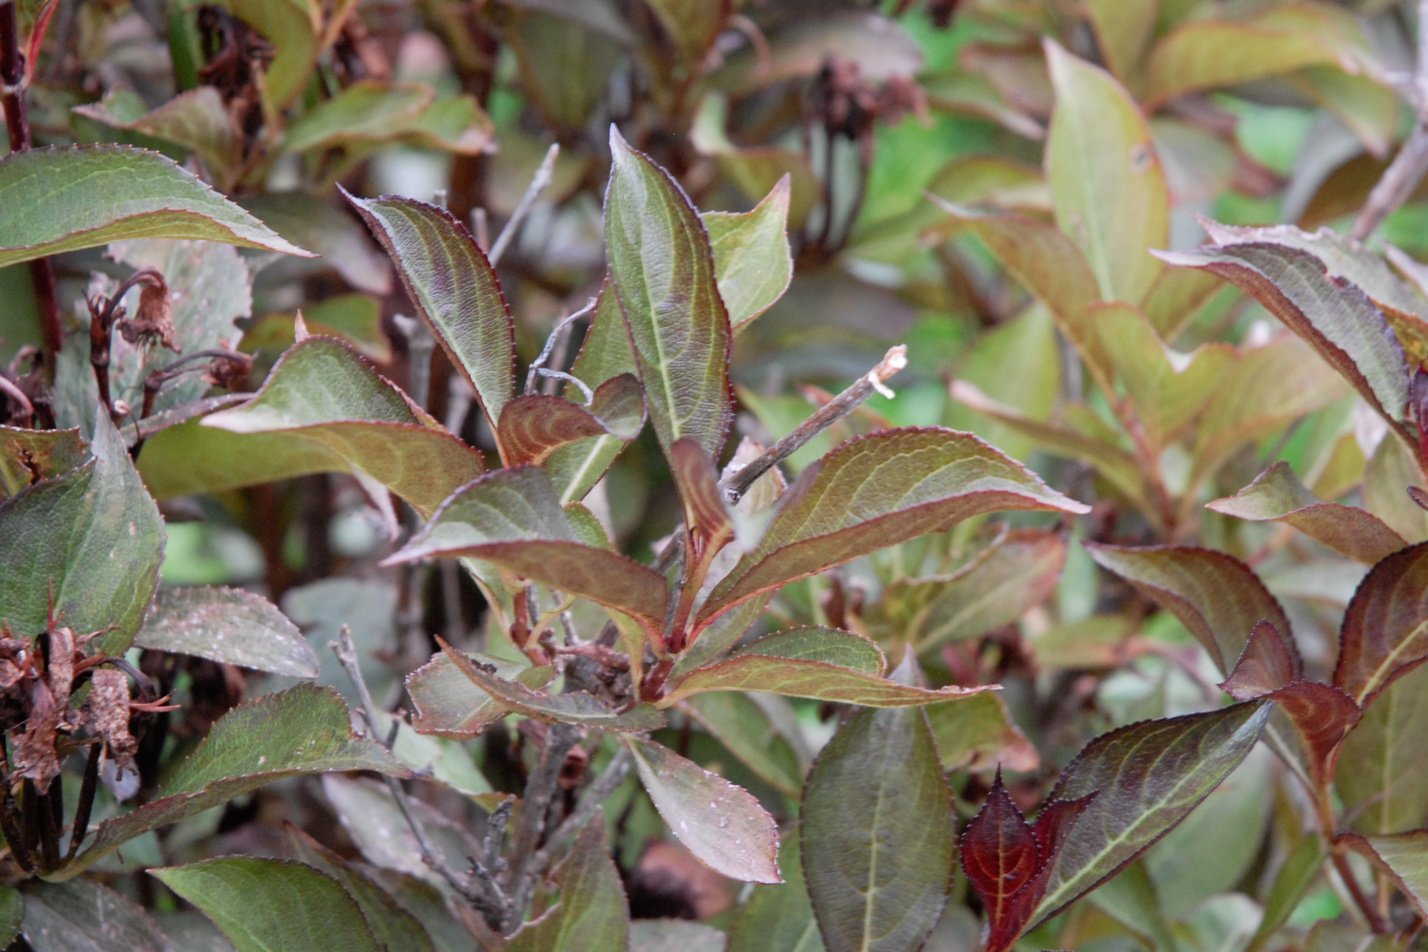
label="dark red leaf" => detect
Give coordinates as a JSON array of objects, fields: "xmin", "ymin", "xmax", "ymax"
[
  {"xmin": 1221, "ymin": 620, "xmax": 1300, "ymax": 699},
  {"xmin": 1333, "ymin": 541, "xmax": 1428, "ymax": 703}
]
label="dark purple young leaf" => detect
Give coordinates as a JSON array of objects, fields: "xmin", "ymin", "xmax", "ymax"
[
  {"xmin": 343, "ymin": 191, "xmax": 517, "ymax": 436},
  {"xmin": 1333, "ymin": 541, "xmax": 1428, "ymax": 704},
  {"xmin": 960, "ymin": 774, "xmax": 1039, "ymax": 949},
  {"xmin": 1221, "ymin": 620, "xmax": 1300, "ymax": 698},
  {"xmin": 605, "ymin": 128, "xmax": 732, "ymax": 461},
  {"xmin": 1085, "ymin": 543, "xmax": 1293, "ymax": 677},
  {"xmin": 1030, "ymin": 700, "xmax": 1271, "ymax": 927}
]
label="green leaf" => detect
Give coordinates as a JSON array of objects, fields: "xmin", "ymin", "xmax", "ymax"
[
  {"xmin": 1209, "ymin": 461, "xmax": 1408, "ymax": 564},
  {"xmin": 240, "ymin": 192, "xmax": 392, "ymax": 296},
  {"xmin": 1085, "ymin": 543, "xmax": 1292, "ymax": 677},
  {"xmin": 926, "ymin": 692, "xmax": 1038, "ymax": 773},
  {"xmin": 1045, "ymin": 40, "xmax": 1168, "ymax": 305},
  {"xmin": 697, "ymin": 428, "xmax": 1089, "ymax": 632},
  {"xmin": 73, "ymin": 87, "xmax": 241, "ymax": 184},
  {"xmin": 149, "ymin": 336, "xmax": 484, "ymax": 516},
  {"xmin": 0, "ymin": 426, "xmax": 85, "ymax": 500},
  {"xmin": 631, "ymin": 920, "xmax": 729, "ymax": 952},
  {"xmin": 344, "ymin": 191, "xmax": 516, "ymax": 431},
  {"xmin": 0, "ymin": 411, "xmax": 164, "ymax": 653},
  {"xmin": 1030, "ymin": 700, "xmax": 1271, "ymax": 926},
  {"xmin": 133, "ymin": 586, "xmax": 318, "ymax": 677},
  {"xmin": 662, "ymin": 627, "xmax": 990, "ymax": 707},
  {"xmin": 437, "ymin": 640, "xmax": 665, "ymax": 731},
  {"xmin": 21, "ymin": 880, "xmax": 171, "ymax": 952},
  {"xmin": 497, "ymin": 374, "xmax": 644, "ymax": 466},
  {"xmin": 213, "ymin": 0, "xmax": 319, "ymax": 108},
  {"xmin": 640, "ymin": 0, "xmax": 728, "ymax": 63},
  {"xmin": 1342, "ymin": 832, "xmax": 1428, "ymax": 916},
  {"xmin": 884, "ymin": 528, "xmax": 1066, "ymax": 655},
  {"xmin": 0, "ymin": 145, "xmax": 311, "ymax": 267},
  {"xmin": 684, "ymin": 692, "xmax": 807, "ymax": 797},
  {"xmin": 1082, "ymin": 0, "xmax": 1156, "ymax": 80},
  {"xmin": 59, "ymin": 684, "xmax": 406, "ymax": 878},
  {"xmin": 1143, "ymin": 4, "xmax": 1380, "ymax": 108},
  {"xmin": 729, "ymin": 832, "xmax": 823, "ymax": 952},
  {"xmin": 285, "ymin": 826, "xmax": 437, "ymax": 952},
  {"xmin": 0, "ymin": 885, "xmax": 18, "ymax": 949},
  {"xmin": 624, "ymin": 736, "xmax": 781, "ymax": 883},
  {"xmin": 152, "ymin": 858, "xmax": 382, "ymax": 952},
  {"xmin": 1332, "ymin": 542, "xmax": 1428, "ymax": 704},
  {"xmin": 405, "ymin": 651, "xmax": 555, "ymax": 737},
  {"xmin": 1092, "ymin": 302, "xmax": 1232, "ymax": 448},
  {"xmin": 508, "ymin": 821, "xmax": 629, "ymax": 952},
  {"xmin": 703, "ymin": 177, "xmax": 793, "ymax": 331},
  {"xmin": 385, "ymin": 467, "xmax": 668, "ymax": 634},
  {"xmin": 801, "ymin": 704, "xmax": 953, "ymax": 952},
  {"xmin": 1340, "ymin": 661, "xmax": 1428, "ymax": 829},
  {"xmin": 1249, "ymin": 835, "xmax": 1327, "ymax": 948},
  {"xmin": 283, "ymin": 81, "xmax": 433, "ymax": 153},
  {"xmin": 605, "ymin": 127, "xmax": 732, "ymax": 459},
  {"xmin": 1159, "ymin": 241, "xmax": 1412, "ymax": 433}
]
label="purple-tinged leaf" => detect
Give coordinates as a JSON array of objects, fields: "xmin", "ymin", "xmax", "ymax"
[
  {"xmin": 508, "ymin": 821, "xmax": 630, "ymax": 952},
  {"xmin": 662, "ymin": 627, "xmax": 990, "ymax": 707},
  {"xmin": 697, "ymin": 428, "xmax": 1088, "ymax": 632},
  {"xmin": 703, "ymin": 177, "xmax": 793, "ymax": 331},
  {"xmin": 802, "ymin": 704, "xmax": 953, "ymax": 951},
  {"xmin": 343, "ymin": 191, "xmax": 516, "ymax": 434},
  {"xmin": 960, "ymin": 774, "xmax": 1039, "ymax": 951},
  {"xmin": 1210, "ymin": 461, "xmax": 1408, "ymax": 564},
  {"xmin": 438, "ymin": 639, "xmax": 664, "ymax": 731},
  {"xmin": 1341, "ymin": 831, "xmax": 1428, "ymax": 916},
  {"xmin": 1158, "ymin": 241, "xmax": 1412, "ymax": 434},
  {"xmin": 1086, "ymin": 543, "xmax": 1293, "ymax": 677},
  {"xmin": 670, "ymin": 437, "xmax": 737, "ymax": 568},
  {"xmin": 497, "ymin": 374, "xmax": 644, "ymax": 466},
  {"xmin": 1045, "ymin": 41, "xmax": 1168, "ymax": 306},
  {"xmin": 58, "ymin": 685, "xmax": 406, "ymax": 879},
  {"xmin": 1030, "ymin": 700, "xmax": 1272, "ymax": 927},
  {"xmin": 384, "ymin": 467, "xmax": 668, "ymax": 634},
  {"xmin": 405, "ymin": 651, "xmax": 556, "ymax": 737},
  {"xmin": 1336, "ymin": 661, "xmax": 1428, "ymax": 835},
  {"xmin": 605, "ymin": 128, "xmax": 732, "ymax": 460},
  {"xmin": 1221, "ymin": 621, "xmax": 1300, "ymax": 698},
  {"xmin": 181, "ymin": 336, "xmax": 484, "ymax": 517},
  {"xmin": 623, "ymin": 736, "xmax": 780, "ymax": 884},
  {"xmin": 1333, "ymin": 542, "xmax": 1428, "ymax": 704}
]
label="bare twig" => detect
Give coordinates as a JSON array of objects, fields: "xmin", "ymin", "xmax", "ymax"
[
  {"xmin": 1351, "ymin": 0, "xmax": 1428, "ymax": 241},
  {"xmin": 501, "ymin": 722, "xmax": 580, "ymax": 932},
  {"xmin": 722, "ymin": 344, "xmax": 908, "ymax": 502},
  {"xmin": 524, "ymin": 298, "xmax": 596, "ymax": 396},
  {"xmin": 487, "ymin": 144, "xmax": 559, "ymax": 267}
]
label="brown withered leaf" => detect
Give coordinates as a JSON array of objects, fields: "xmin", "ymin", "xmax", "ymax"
[
  {"xmin": 118, "ymin": 274, "xmax": 179, "ymax": 352},
  {"xmin": 13, "ymin": 679, "xmax": 62, "ymax": 792},
  {"xmin": 87, "ymin": 667, "xmax": 137, "ymax": 772}
]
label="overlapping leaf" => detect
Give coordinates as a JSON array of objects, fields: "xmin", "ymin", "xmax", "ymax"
[
  {"xmin": 134, "ymin": 586, "xmax": 318, "ymax": 677},
  {"xmin": 508, "ymin": 822, "xmax": 629, "ymax": 952},
  {"xmin": 384, "ymin": 467, "xmax": 668, "ymax": 633},
  {"xmin": 1209, "ymin": 462, "xmax": 1407, "ymax": 564},
  {"xmin": 624, "ymin": 736, "xmax": 780, "ymax": 883},
  {"xmin": 0, "ymin": 412, "xmax": 163, "ymax": 653},
  {"xmin": 157, "ymin": 336, "xmax": 483, "ymax": 515},
  {"xmin": 697, "ymin": 427, "xmax": 1088, "ymax": 631},
  {"xmin": 703, "ymin": 177, "xmax": 793, "ymax": 330},
  {"xmin": 73, "ymin": 87, "xmax": 241, "ymax": 184},
  {"xmin": 20, "ymin": 880, "xmax": 171, "ymax": 952},
  {"xmin": 1336, "ymin": 661, "xmax": 1428, "ymax": 835},
  {"xmin": 1333, "ymin": 542, "xmax": 1428, "ymax": 703},
  {"xmin": 1342, "ymin": 832, "xmax": 1428, "ymax": 915},
  {"xmin": 1030, "ymin": 701, "xmax": 1271, "ymax": 927},
  {"xmin": 1045, "ymin": 41, "xmax": 1167, "ymax": 306},
  {"xmin": 662, "ymin": 627, "xmax": 990, "ymax": 707},
  {"xmin": 497, "ymin": 374, "xmax": 644, "ymax": 466},
  {"xmin": 0, "ymin": 145, "xmax": 311, "ymax": 267},
  {"xmin": 605, "ymin": 128, "xmax": 732, "ymax": 459},
  {"xmin": 1159, "ymin": 241, "xmax": 1412, "ymax": 435},
  {"xmin": 152, "ymin": 858, "xmax": 384, "ymax": 952},
  {"xmin": 1086, "ymin": 543, "xmax": 1293, "ymax": 676},
  {"xmin": 344, "ymin": 191, "xmax": 516, "ymax": 432},
  {"xmin": 405, "ymin": 651, "xmax": 555, "ymax": 737},
  {"xmin": 802, "ymin": 703, "xmax": 952, "ymax": 952},
  {"xmin": 59, "ymin": 684, "xmax": 405, "ymax": 878},
  {"xmin": 437, "ymin": 639, "xmax": 664, "ymax": 731}
]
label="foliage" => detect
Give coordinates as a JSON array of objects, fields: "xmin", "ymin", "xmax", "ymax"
[{"xmin": 0, "ymin": 0, "xmax": 1426, "ymax": 949}]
